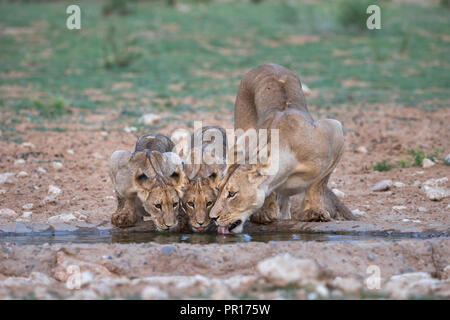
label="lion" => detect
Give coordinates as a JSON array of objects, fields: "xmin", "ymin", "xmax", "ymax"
[
  {"xmin": 209, "ymin": 63, "xmax": 356, "ymax": 234},
  {"xmin": 109, "ymin": 133, "xmax": 184, "ymax": 230}
]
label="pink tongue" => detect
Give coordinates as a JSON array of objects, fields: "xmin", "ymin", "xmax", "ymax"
[
  {"xmin": 218, "ymin": 226, "xmax": 230, "ymax": 234},
  {"xmin": 197, "ymin": 227, "xmax": 205, "ymax": 231}
]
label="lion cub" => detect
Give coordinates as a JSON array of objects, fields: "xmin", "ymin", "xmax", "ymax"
[
  {"xmin": 181, "ymin": 126, "xmax": 226, "ymax": 232},
  {"xmin": 109, "ymin": 134, "xmax": 184, "ymax": 230}
]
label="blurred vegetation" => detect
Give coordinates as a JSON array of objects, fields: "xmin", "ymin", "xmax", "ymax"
[{"xmin": 0, "ymin": 0, "xmax": 448, "ymax": 134}]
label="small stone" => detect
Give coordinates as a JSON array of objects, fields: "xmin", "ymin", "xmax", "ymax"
[
  {"xmin": 351, "ymin": 209, "xmax": 366, "ymax": 216},
  {"xmin": 332, "ymin": 188, "xmax": 345, "ymax": 199},
  {"xmin": 92, "ymin": 152, "xmax": 103, "ymax": 159},
  {"xmin": 413, "ymin": 180, "xmax": 421, "ymax": 187},
  {"xmin": 41, "ymin": 196, "xmax": 57, "ymax": 205},
  {"xmin": 21, "ymin": 142, "xmax": 35, "ymax": 149},
  {"xmin": 16, "ymin": 171, "xmax": 28, "ymax": 178},
  {"xmin": 356, "ymin": 146, "xmax": 368, "ymax": 154},
  {"xmin": 371, "ymin": 180, "xmax": 392, "ymax": 192},
  {"xmin": 257, "ymin": 254, "xmax": 319, "ymax": 286},
  {"xmin": 14, "ymin": 159, "xmax": 26, "ymax": 166},
  {"xmin": 123, "ymin": 126, "xmax": 137, "ymax": 133},
  {"xmin": 52, "ymin": 162, "xmax": 64, "ymax": 171},
  {"xmin": 22, "ymin": 203, "xmax": 33, "ymax": 210},
  {"xmin": 423, "ymin": 177, "xmax": 448, "ymax": 187},
  {"xmin": 66, "ymin": 149, "xmax": 74, "ymax": 155},
  {"xmin": 48, "ymin": 185, "xmax": 62, "ymax": 195},
  {"xmin": 139, "ymin": 113, "xmax": 161, "ymax": 125},
  {"xmin": 444, "ymin": 154, "xmax": 450, "ymax": 165},
  {"xmin": 315, "ymin": 284, "xmax": 329, "ymax": 298},
  {"xmin": 393, "ymin": 182, "xmax": 405, "ymax": 188},
  {"xmin": 0, "ymin": 172, "xmax": 16, "ymax": 185},
  {"xmin": 422, "ymin": 158, "xmax": 435, "ymax": 168},
  {"xmin": 423, "ymin": 185, "xmax": 450, "ymax": 201},
  {"xmin": 100, "ymin": 131, "xmax": 108, "ymax": 137},
  {"xmin": 443, "ymin": 265, "xmax": 450, "ymax": 280},
  {"xmin": 330, "ymin": 277, "xmax": 361, "ymax": 294},
  {"xmin": 0, "ymin": 189, "xmax": 6, "ymax": 195},
  {"xmin": 161, "ymin": 246, "xmax": 176, "ymax": 255},
  {"xmin": 141, "ymin": 286, "xmax": 169, "ymax": 300},
  {"xmin": 37, "ymin": 167, "xmax": 47, "ymax": 174},
  {"xmin": 384, "ymin": 272, "xmax": 440, "ymax": 299},
  {"xmin": 0, "ymin": 208, "xmax": 19, "ymax": 219},
  {"xmin": 22, "ymin": 211, "xmax": 33, "ymax": 219},
  {"xmin": 393, "ymin": 205, "xmax": 407, "ymax": 211},
  {"xmin": 418, "ymin": 207, "xmax": 428, "ymax": 212},
  {"xmin": 48, "ymin": 213, "xmax": 79, "ymax": 224}
]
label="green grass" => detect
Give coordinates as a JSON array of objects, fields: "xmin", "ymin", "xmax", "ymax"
[
  {"xmin": 373, "ymin": 147, "xmax": 443, "ymax": 171},
  {"xmin": 0, "ymin": 0, "xmax": 448, "ymax": 134}
]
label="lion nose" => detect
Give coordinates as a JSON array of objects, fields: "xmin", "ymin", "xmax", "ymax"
[{"xmin": 198, "ymin": 221, "xmax": 204, "ymax": 226}]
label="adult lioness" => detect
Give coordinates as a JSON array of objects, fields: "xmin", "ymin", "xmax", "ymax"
[
  {"xmin": 109, "ymin": 134, "xmax": 184, "ymax": 230},
  {"xmin": 210, "ymin": 63, "xmax": 356, "ymax": 234}
]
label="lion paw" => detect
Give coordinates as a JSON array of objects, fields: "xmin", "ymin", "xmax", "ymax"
[
  {"xmin": 250, "ymin": 210, "xmax": 278, "ymax": 224},
  {"xmin": 111, "ymin": 210, "xmax": 137, "ymax": 228},
  {"xmin": 300, "ymin": 208, "xmax": 332, "ymax": 222}
]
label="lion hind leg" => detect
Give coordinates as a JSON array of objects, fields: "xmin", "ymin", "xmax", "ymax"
[{"xmin": 250, "ymin": 193, "xmax": 279, "ymax": 224}]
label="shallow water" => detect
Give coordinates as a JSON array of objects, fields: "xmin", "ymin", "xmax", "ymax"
[{"xmin": 0, "ymin": 230, "xmax": 443, "ymax": 245}]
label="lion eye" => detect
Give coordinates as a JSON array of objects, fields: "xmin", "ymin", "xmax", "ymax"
[
  {"xmin": 206, "ymin": 201, "xmax": 213, "ymax": 207},
  {"xmin": 173, "ymin": 202, "xmax": 178, "ymax": 208},
  {"xmin": 227, "ymin": 191, "xmax": 237, "ymax": 198},
  {"xmin": 187, "ymin": 202, "xmax": 195, "ymax": 208},
  {"xmin": 154, "ymin": 204, "xmax": 162, "ymax": 210}
]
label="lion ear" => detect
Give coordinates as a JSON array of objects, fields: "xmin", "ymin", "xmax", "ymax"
[
  {"xmin": 168, "ymin": 166, "xmax": 184, "ymax": 197},
  {"xmin": 183, "ymin": 162, "xmax": 201, "ymax": 180}
]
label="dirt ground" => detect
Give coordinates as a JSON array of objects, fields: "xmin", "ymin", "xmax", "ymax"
[{"xmin": 0, "ymin": 103, "xmax": 449, "ymax": 299}]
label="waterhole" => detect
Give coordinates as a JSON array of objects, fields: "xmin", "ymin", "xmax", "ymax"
[{"xmin": 0, "ymin": 230, "xmax": 444, "ymax": 245}]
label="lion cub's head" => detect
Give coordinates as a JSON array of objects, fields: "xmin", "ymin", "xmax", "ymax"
[
  {"xmin": 134, "ymin": 151, "xmax": 184, "ymax": 231},
  {"xmin": 181, "ymin": 174, "xmax": 219, "ymax": 232}
]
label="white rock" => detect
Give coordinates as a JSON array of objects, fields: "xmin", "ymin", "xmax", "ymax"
[
  {"xmin": 141, "ymin": 286, "xmax": 169, "ymax": 300},
  {"xmin": 0, "ymin": 208, "xmax": 19, "ymax": 219},
  {"xmin": 392, "ymin": 205, "xmax": 407, "ymax": 211},
  {"xmin": 443, "ymin": 265, "xmax": 450, "ymax": 280},
  {"xmin": 0, "ymin": 189, "xmax": 5, "ymax": 195},
  {"xmin": 37, "ymin": 167, "xmax": 47, "ymax": 174},
  {"xmin": 371, "ymin": 180, "xmax": 392, "ymax": 191},
  {"xmin": 41, "ymin": 196, "xmax": 57, "ymax": 205},
  {"xmin": 413, "ymin": 180, "xmax": 421, "ymax": 187},
  {"xmin": 351, "ymin": 209, "xmax": 366, "ymax": 216},
  {"xmin": 418, "ymin": 207, "xmax": 428, "ymax": 212},
  {"xmin": 332, "ymin": 188, "xmax": 345, "ymax": 199},
  {"xmin": 21, "ymin": 142, "xmax": 35, "ymax": 149},
  {"xmin": 0, "ymin": 172, "xmax": 16, "ymax": 185},
  {"xmin": 100, "ymin": 131, "xmax": 108, "ymax": 137},
  {"xmin": 422, "ymin": 158, "xmax": 435, "ymax": 168},
  {"xmin": 48, "ymin": 213, "xmax": 79, "ymax": 224},
  {"xmin": 14, "ymin": 159, "xmax": 26, "ymax": 166},
  {"xmin": 48, "ymin": 185, "xmax": 62, "ymax": 195},
  {"xmin": 423, "ymin": 185, "xmax": 450, "ymax": 201},
  {"xmin": 139, "ymin": 113, "xmax": 161, "ymax": 125},
  {"xmin": 384, "ymin": 272, "xmax": 440, "ymax": 299},
  {"xmin": 315, "ymin": 284, "xmax": 329, "ymax": 298},
  {"xmin": 22, "ymin": 203, "xmax": 33, "ymax": 210},
  {"xmin": 416, "ymin": 170, "xmax": 424, "ymax": 174},
  {"xmin": 52, "ymin": 162, "xmax": 64, "ymax": 171},
  {"xmin": 16, "ymin": 171, "xmax": 28, "ymax": 178},
  {"xmin": 330, "ymin": 277, "xmax": 362, "ymax": 294},
  {"xmin": 66, "ymin": 149, "xmax": 74, "ymax": 155},
  {"xmin": 356, "ymin": 146, "xmax": 368, "ymax": 154},
  {"xmin": 256, "ymin": 254, "xmax": 319, "ymax": 286},
  {"xmin": 123, "ymin": 126, "xmax": 137, "ymax": 133},
  {"xmin": 22, "ymin": 211, "xmax": 33, "ymax": 219},
  {"xmin": 393, "ymin": 182, "xmax": 405, "ymax": 188},
  {"xmin": 92, "ymin": 152, "xmax": 103, "ymax": 159},
  {"xmin": 444, "ymin": 154, "xmax": 450, "ymax": 164},
  {"xmin": 423, "ymin": 177, "xmax": 448, "ymax": 187}
]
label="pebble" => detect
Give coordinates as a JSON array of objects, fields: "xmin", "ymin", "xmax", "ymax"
[
  {"xmin": 330, "ymin": 277, "xmax": 362, "ymax": 294},
  {"xmin": 41, "ymin": 196, "xmax": 57, "ymax": 205},
  {"xmin": 0, "ymin": 208, "xmax": 19, "ymax": 219},
  {"xmin": 22, "ymin": 203, "xmax": 33, "ymax": 210},
  {"xmin": 21, "ymin": 142, "xmax": 35, "ymax": 149},
  {"xmin": 141, "ymin": 286, "xmax": 169, "ymax": 300},
  {"xmin": 393, "ymin": 182, "xmax": 405, "ymax": 188},
  {"xmin": 332, "ymin": 188, "xmax": 345, "ymax": 199},
  {"xmin": 101, "ymin": 131, "xmax": 108, "ymax": 137},
  {"xmin": 351, "ymin": 209, "xmax": 366, "ymax": 216},
  {"xmin": 422, "ymin": 158, "xmax": 435, "ymax": 168},
  {"xmin": 423, "ymin": 177, "xmax": 448, "ymax": 187},
  {"xmin": 444, "ymin": 154, "xmax": 450, "ymax": 164},
  {"xmin": 22, "ymin": 211, "xmax": 33, "ymax": 219},
  {"xmin": 356, "ymin": 146, "xmax": 368, "ymax": 154},
  {"xmin": 139, "ymin": 113, "xmax": 161, "ymax": 125},
  {"xmin": 418, "ymin": 207, "xmax": 428, "ymax": 212},
  {"xmin": 66, "ymin": 149, "xmax": 74, "ymax": 155},
  {"xmin": 0, "ymin": 189, "xmax": 6, "ymax": 195},
  {"xmin": 48, "ymin": 213, "xmax": 79, "ymax": 224},
  {"xmin": 52, "ymin": 162, "xmax": 64, "ymax": 171},
  {"xmin": 0, "ymin": 172, "xmax": 16, "ymax": 185},
  {"xmin": 123, "ymin": 126, "xmax": 137, "ymax": 133},
  {"xmin": 37, "ymin": 167, "xmax": 47, "ymax": 174},
  {"xmin": 423, "ymin": 185, "xmax": 449, "ymax": 201},
  {"xmin": 48, "ymin": 185, "xmax": 62, "ymax": 195},
  {"xmin": 371, "ymin": 180, "xmax": 392, "ymax": 192},
  {"xmin": 14, "ymin": 159, "xmax": 26, "ymax": 166},
  {"xmin": 16, "ymin": 171, "xmax": 28, "ymax": 178},
  {"xmin": 392, "ymin": 205, "xmax": 407, "ymax": 211}
]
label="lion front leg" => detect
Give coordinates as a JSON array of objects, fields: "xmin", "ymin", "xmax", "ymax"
[
  {"xmin": 111, "ymin": 192, "xmax": 137, "ymax": 228},
  {"xmin": 299, "ymin": 175, "xmax": 332, "ymax": 222},
  {"xmin": 250, "ymin": 192, "xmax": 279, "ymax": 224}
]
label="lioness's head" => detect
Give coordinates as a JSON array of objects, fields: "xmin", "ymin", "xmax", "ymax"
[
  {"xmin": 181, "ymin": 173, "xmax": 219, "ymax": 232},
  {"xmin": 134, "ymin": 150, "xmax": 184, "ymax": 231}
]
